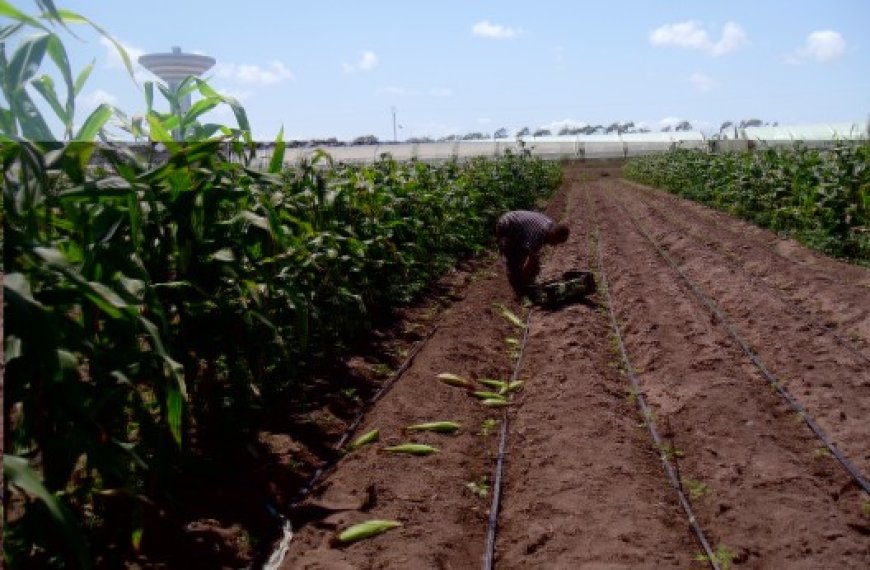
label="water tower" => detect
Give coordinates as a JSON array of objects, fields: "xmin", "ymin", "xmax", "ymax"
[{"xmin": 138, "ymin": 46, "xmax": 216, "ymax": 139}]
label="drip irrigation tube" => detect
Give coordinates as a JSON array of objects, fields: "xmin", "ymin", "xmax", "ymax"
[
  {"xmin": 612, "ymin": 195, "xmax": 870, "ymax": 496},
  {"xmin": 482, "ymin": 308, "xmax": 532, "ymax": 570},
  {"xmin": 628, "ymin": 189, "xmax": 870, "ymax": 365},
  {"xmin": 257, "ymin": 326, "xmax": 438, "ymax": 570},
  {"xmin": 621, "ymin": 180, "xmax": 843, "ymax": 283},
  {"xmin": 592, "ymin": 224, "xmax": 721, "ymax": 569}
]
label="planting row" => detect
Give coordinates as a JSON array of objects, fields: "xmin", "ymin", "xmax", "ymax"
[
  {"xmin": 623, "ymin": 144, "xmax": 870, "ymax": 263},
  {"xmin": 3, "ymin": 142, "xmax": 560, "ymax": 566},
  {"xmin": 588, "ymin": 179, "xmax": 870, "ymax": 566}
]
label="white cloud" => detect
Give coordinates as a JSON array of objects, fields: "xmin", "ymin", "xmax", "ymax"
[
  {"xmin": 215, "ymin": 61, "xmax": 294, "ymax": 85},
  {"xmin": 472, "ymin": 20, "xmax": 520, "ymax": 39},
  {"xmin": 215, "ymin": 87, "xmax": 253, "ymax": 102},
  {"xmin": 82, "ymin": 89, "xmax": 118, "ymax": 107},
  {"xmin": 430, "ymin": 88, "xmax": 453, "ymax": 97},
  {"xmin": 100, "ymin": 36, "xmax": 145, "ymax": 70},
  {"xmin": 342, "ymin": 50, "xmax": 379, "ymax": 73},
  {"xmin": 689, "ymin": 72, "xmax": 718, "ymax": 92},
  {"xmin": 714, "ymin": 22, "xmax": 748, "ymax": 56},
  {"xmin": 649, "ymin": 21, "xmax": 747, "ymax": 56},
  {"xmin": 787, "ymin": 30, "xmax": 847, "ymax": 63},
  {"xmin": 378, "ymin": 85, "xmax": 408, "ymax": 96},
  {"xmin": 650, "ymin": 22, "xmax": 710, "ymax": 51},
  {"xmin": 99, "ymin": 36, "xmax": 157, "ymax": 83},
  {"xmin": 359, "ymin": 51, "xmax": 378, "ymax": 71}
]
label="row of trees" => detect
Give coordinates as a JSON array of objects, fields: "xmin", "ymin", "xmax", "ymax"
[
  {"xmin": 290, "ymin": 119, "xmax": 780, "ymax": 147},
  {"xmin": 359, "ymin": 119, "xmax": 778, "ymax": 144},
  {"xmin": 714, "ymin": 118, "xmax": 778, "ymax": 139}
]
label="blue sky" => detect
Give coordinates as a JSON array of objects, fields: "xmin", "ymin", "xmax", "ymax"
[{"xmin": 19, "ymin": 0, "xmax": 870, "ymax": 140}]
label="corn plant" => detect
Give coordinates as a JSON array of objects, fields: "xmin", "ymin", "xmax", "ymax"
[
  {"xmin": 624, "ymin": 143, "xmax": 870, "ymax": 263},
  {"xmin": 3, "ymin": 2, "xmax": 563, "ymax": 566}
]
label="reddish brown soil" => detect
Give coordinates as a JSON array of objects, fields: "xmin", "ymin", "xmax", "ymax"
[
  {"xmin": 7, "ymin": 162, "xmax": 868, "ymax": 569},
  {"xmin": 271, "ymin": 162, "xmax": 870, "ymax": 569}
]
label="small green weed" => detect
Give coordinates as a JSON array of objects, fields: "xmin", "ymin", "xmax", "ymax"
[
  {"xmin": 695, "ymin": 544, "xmax": 734, "ymax": 569},
  {"xmin": 658, "ymin": 445, "xmax": 685, "ymax": 461},
  {"xmin": 340, "ymin": 387, "xmax": 361, "ymax": 403},
  {"xmin": 480, "ymin": 418, "xmax": 499, "ymax": 436},
  {"xmin": 372, "ymin": 363, "xmax": 393, "ymax": 377},
  {"xmin": 685, "ymin": 479, "xmax": 710, "ymax": 501},
  {"xmin": 466, "ymin": 476, "xmax": 490, "ymax": 499},
  {"xmin": 812, "ymin": 447, "xmax": 831, "ymax": 460}
]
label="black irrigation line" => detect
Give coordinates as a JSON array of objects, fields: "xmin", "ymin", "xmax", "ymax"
[
  {"xmin": 610, "ymin": 192, "xmax": 870, "ymax": 496},
  {"xmin": 482, "ymin": 308, "xmax": 533, "ymax": 570},
  {"xmin": 258, "ymin": 325, "xmax": 438, "ymax": 569},
  {"xmin": 589, "ymin": 201, "xmax": 721, "ymax": 569},
  {"xmin": 620, "ymin": 179, "xmax": 855, "ymax": 285},
  {"xmin": 296, "ymin": 325, "xmax": 440, "ymax": 502},
  {"xmin": 627, "ymin": 186, "xmax": 870, "ymax": 365}
]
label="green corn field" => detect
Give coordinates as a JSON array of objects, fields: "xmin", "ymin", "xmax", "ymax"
[
  {"xmin": 623, "ymin": 144, "xmax": 870, "ymax": 263},
  {"xmin": 5, "ymin": 1, "xmax": 868, "ymax": 567},
  {"xmin": 1, "ymin": 3, "xmax": 562, "ymax": 565}
]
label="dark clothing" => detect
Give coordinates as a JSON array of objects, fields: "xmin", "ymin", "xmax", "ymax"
[
  {"xmin": 496, "ymin": 210, "xmax": 555, "ymax": 254},
  {"xmin": 496, "ymin": 210, "xmax": 555, "ymax": 295}
]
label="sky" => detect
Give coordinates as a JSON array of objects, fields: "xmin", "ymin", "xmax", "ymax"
[{"xmin": 16, "ymin": 0, "xmax": 870, "ymax": 141}]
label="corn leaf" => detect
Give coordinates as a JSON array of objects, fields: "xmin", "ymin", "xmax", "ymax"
[
  {"xmin": 269, "ymin": 124, "xmax": 286, "ymax": 173},
  {"xmin": 5, "ymin": 455, "xmax": 93, "ymax": 569},
  {"xmin": 71, "ymin": 57, "xmax": 94, "ymax": 96},
  {"xmin": 74, "ymin": 102, "xmax": 112, "ymax": 141}
]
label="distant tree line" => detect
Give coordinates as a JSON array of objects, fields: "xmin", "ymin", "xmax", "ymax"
[
  {"xmin": 713, "ymin": 118, "xmax": 779, "ymax": 139},
  {"xmin": 262, "ymin": 118, "xmax": 778, "ymax": 147}
]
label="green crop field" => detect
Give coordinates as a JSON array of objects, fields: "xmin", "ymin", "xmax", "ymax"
[
  {"xmin": 4, "ymin": 1, "xmax": 868, "ymax": 567},
  {"xmin": 624, "ymin": 144, "xmax": 870, "ymax": 264},
  {"xmin": 1, "ymin": 3, "xmax": 562, "ymax": 565}
]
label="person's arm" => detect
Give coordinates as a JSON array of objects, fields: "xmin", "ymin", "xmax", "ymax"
[{"xmin": 520, "ymin": 252, "xmax": 541, "ymax": 285}]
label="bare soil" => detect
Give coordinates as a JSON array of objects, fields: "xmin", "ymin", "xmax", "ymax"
[
  {"xmin": 266, "ymin": 162, "xmax": 870, "ymax": 569},
  {"xmin": 90, "ymin": 161, "xmax": 870, "ymax": 568}
]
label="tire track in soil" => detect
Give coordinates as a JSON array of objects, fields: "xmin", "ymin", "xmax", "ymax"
[
  {"xmin": 589, "ymin": 178, "xmax": 870, "ymax": 568},
  {"xmin": 610, "ymin": 182, "xmax": 870, "ymax": 479},
  {"xmin": 495, "ymin": 169, "xmax": 698, "ymax": 568}
]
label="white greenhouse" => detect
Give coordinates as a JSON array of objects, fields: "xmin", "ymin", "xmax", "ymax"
[{"xmin": 264, "ymin": 120, "xmax": 867, "ymax": 167}]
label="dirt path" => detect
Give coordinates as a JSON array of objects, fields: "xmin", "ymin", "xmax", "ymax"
[
  {"xmin": 495, "ymin": 169, "xmax": 697, "ymax": 568},
  {"xmin": 276, "ymin": 163, "xmax": 870, "ymax": 569}
]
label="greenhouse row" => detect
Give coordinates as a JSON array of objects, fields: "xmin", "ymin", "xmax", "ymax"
[{"xmin": 246, "ymin": 121, "xmax": 868, "ymax": 168}]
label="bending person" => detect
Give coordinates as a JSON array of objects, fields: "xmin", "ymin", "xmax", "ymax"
[{"xmin": 496, "ymin": 210, "xmax": 570, "ymax": 298}]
